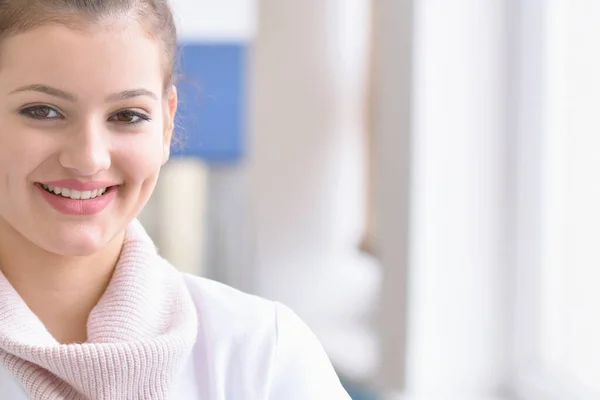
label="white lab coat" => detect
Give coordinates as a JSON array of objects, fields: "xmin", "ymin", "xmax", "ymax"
[{"xmin": 0, "ymin": 275, "xmax": 351, "ymax": 399}]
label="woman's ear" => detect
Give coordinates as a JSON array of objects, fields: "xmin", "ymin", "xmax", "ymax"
[{"xmin": 162, "ymin": 85, "xmax": 178, "ymax": 165}]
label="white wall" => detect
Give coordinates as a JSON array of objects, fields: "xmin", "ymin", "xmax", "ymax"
[{"xmin": 248, "ymin": 0, "xmax": 380, "ymax": 380}]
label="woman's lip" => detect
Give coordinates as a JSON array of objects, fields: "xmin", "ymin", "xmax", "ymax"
[
  {"xmin": 37, "ymin": 184, "xmax": 118, "ymax": 215},
  {"xmin": 37, "ymin": 179, "xmax": 118, "ymax": 191}
]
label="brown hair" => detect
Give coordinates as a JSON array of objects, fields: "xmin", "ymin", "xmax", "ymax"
[{"xmin": 0, "ymin": 0, "xmax": 178, "ymax": 90}]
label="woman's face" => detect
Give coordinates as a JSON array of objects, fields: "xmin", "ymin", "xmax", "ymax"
[{"xmin": 0, "ymin": 21, "xmax": 176, "ymax": 256}]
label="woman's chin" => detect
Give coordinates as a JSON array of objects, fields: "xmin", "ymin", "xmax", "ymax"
[{"xmin": 36, "ymin": 224, "xmax": 122, "ymax": 258}]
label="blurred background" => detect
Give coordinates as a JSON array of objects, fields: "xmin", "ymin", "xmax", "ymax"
[{"xmin": 138, "ymin": 1, "xmax": 600, "ymax": 399}]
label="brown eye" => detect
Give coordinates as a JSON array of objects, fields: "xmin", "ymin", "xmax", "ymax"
[
  {"xmin": 20, "ymin": 105, "xmax": 62, "ymax": 120},
  {"xmin": 116, "ymin": 111, "xmax": 135, "ymax": 122},
  {"xmin": 32, "ymin": 107, "xmax": 52, "ymax": 118},
  {"xmin": 110, "ymin": 110, "xmax": 151, "ymax": 125}
]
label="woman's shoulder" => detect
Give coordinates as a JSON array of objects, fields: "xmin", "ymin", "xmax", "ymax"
[
  {"xmin": 179, "ymin": 274, "xmax": 351, "ymax": 399},
  {"xmin": 180, "ymin": 273, "xmax": 278, "ymax": 339},
  {"xmin": 179, "ymin": 273, "xmax": 327, "ymax": 362},
  {"xmin": 181, "ymin": 273, "xmax": 275, "ymax": 319}
]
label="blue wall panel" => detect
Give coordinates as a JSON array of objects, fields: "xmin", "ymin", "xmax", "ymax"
[{"xmin": 171, "ymin": 43, "xmax": 246, "ymax": 162}]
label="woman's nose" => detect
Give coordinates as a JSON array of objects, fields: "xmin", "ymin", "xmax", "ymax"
[{"xmin": 58, "ymin": 123, "xmax": 111, "ymax": 176}]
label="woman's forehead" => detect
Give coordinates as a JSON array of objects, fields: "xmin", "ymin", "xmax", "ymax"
[{"xmin": 0, "ymin": 23, "xmax": 165, "ymax": 99}]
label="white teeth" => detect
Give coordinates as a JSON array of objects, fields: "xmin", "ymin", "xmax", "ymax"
[{"xmin": 41, "ymin": 184, "xmax": 109, "ymax": 200}]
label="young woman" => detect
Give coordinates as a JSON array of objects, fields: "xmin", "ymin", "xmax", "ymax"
[{"xmin": 0, "ymin": 1, "xmax": 350, "ymax": 399}]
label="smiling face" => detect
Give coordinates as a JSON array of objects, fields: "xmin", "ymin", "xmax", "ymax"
[{"xmin": 0, "ymin": 21, "xmax": 177, "ymax": 257}]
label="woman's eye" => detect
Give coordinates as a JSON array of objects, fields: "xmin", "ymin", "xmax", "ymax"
[
  {"xmin": 110, "ymin": 110, "xmax": 151, "ymax": 125},
  {"xmin": 20, "ymin": 106, "xmax": 63, "ymax": 120}
]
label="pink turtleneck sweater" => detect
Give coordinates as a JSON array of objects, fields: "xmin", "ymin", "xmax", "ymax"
[{"xmin": 0, "ymin": 220, "xmax": 351, "ymax": 399}]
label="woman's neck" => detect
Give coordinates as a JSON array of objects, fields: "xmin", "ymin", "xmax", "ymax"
[{"xmin": 0, "ymin": 220, "xmax": 124, "ymax": 344}]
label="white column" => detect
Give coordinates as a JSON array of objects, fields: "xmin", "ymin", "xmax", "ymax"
[
  {"xmin": 156, "ymin": 159, "xmax": 208, "ymax": 276},
  {"xmin": 403, "ymin": 0, "xmax": 513, "ymax": 398}
]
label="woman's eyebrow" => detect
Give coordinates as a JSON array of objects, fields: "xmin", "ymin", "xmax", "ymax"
[
  {"xmin": 9, "ymin": 85, "xmax": 159, "ymax": 102},
  {"xmin": 10, "ymin": 84, "xmax": 77, "ymax": 102},
  {"xmin": 105, "ymin": 89, "xmax": 158, "ymax": 102}
]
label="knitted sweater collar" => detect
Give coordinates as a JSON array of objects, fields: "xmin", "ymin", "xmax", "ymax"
[{"xmin": 0, "ymin": 219, "xmax": 198, "ymax": 399}]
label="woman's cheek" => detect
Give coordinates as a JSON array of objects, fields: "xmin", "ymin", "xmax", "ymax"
[{"xmin": 115, "ymin": 136, "xmax": 165, "ymax": 182}]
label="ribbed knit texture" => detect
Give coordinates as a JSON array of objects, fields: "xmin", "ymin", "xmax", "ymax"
[{"xmin": 0, "ymin": 219, "xmax": 198, "ymax": 399}]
